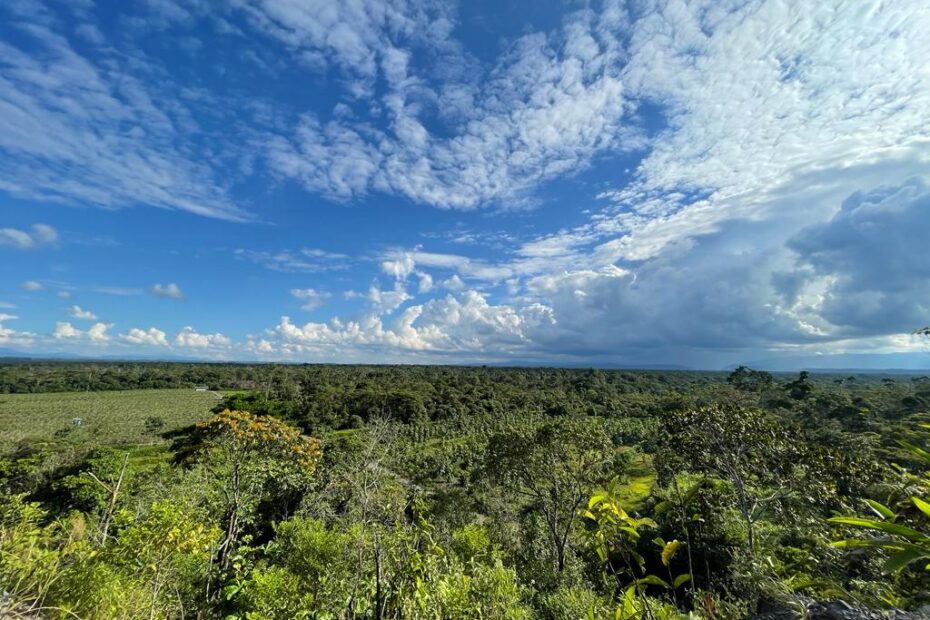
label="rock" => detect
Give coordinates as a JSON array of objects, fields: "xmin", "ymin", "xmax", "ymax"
[{"xmin": 751, "ymin": 598, "xmax": 930, "ymax": 620}]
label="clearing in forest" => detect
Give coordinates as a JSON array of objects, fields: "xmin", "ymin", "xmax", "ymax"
[{"xmin": 0, "ymin": 388, "xmax": 220, "ymax": 449}]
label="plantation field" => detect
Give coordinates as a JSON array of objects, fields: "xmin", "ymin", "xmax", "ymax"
[{"xmin": 0, "ymin": 388, "xmax": 221, "ymax": 450}]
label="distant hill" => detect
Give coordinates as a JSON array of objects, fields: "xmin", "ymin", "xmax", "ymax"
[{"xmin": 733, "ymin": 351, "xmax": 930, "ymax": 373}]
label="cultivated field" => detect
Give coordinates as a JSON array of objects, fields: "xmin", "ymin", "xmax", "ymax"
[{"xmin": 0, "ymin": 388, "xmax": 221, "ymax": 449}]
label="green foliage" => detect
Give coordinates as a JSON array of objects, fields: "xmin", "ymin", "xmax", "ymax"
[
  {"xmin": 727, "ymin": 366, "xmax": 774, "ymax": 392},
  {"xmin": 582, "ymin": 485, "xmax": 692, "ymax": 619},
  {"xmin": 0, "ymin": 494, "xmax": 72, "ymax": 613},
  {"xmin": 484, "ymin": 418, "xmax": 623, "ymax": 572},
  {"xmin": 227, "ymin": 516, "xmax": 530, "ymax": 620},
  {"xmin": 3, "ymin": 363, "xmax": 930, "ymax": 617},
  {"xmin": 830, "ymin": 424, "xmax": 930, "ymax": 574}
]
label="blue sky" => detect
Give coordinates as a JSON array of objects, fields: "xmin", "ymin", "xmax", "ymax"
[{"xmin": 1, "ymin": 0, "xmax": 929, "ymax": 368}]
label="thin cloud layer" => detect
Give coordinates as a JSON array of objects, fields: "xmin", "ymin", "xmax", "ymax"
[{"xmin": 0, "ymin": 3, "xmax": 248, "ymax": 221}]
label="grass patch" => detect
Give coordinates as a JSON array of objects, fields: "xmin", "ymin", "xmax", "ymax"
[
  {"xmin": 0, "ymin": 389, "xmax": 221, "ymax": 451},
  {"xmin": 614, "ymin": 452, "xmax": 656, "ymax": 512}
]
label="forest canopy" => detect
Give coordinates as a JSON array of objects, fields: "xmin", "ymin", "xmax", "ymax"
[{"xmin": 1, "ymin": 362, "xmax": 929, "ymax": 619}]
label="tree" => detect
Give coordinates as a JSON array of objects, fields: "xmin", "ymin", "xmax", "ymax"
[
  {"xmin": 58, "ymin": 447, "xmax": 129, "ymax": 541},
  {"xmin": 726, "ymin": 366, "xmax": 774, "ymax": 392},
  {"xmin": 483, "ymin": 418, "xmax": 622, "ymax": 572},
  {"xmin": 785, "ymin": 371, "xmax": 814, "ymax": 400},
  {"xmin": 656, "ymin": 403, "xmax": 799, "ymax": 553},
  {"xmin": 178, "ymin": 410, "xmax": 322, "ymax": 573}
]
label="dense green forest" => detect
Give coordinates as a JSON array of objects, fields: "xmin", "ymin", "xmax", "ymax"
[{"xmin": 1, "ymin": 362, "xmax": 929, "ymax": 619}]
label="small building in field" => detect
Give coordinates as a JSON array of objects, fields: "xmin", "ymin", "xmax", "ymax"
[{"xmin": 195, "ymin": 385, "xmax": 209, "ymax": 392}]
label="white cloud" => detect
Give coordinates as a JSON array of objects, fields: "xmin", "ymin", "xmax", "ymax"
[
  {"xmin": 0, "ymin": 221, "xmax": 57, "ymax": 249},
  {"xmin": 0, "ymin": 7, "xmax": 248, "ymax": 221},
  {"xmin": 0, "ymin": 228, "xmax": 35, "ymax": 249},
  {"xmin": 416, "ymin": 271, "xmax": 433, "ymax": 294},
  {"xmin": 291, "ymin": 288, "xmax": 330, "ymax": 311},
  {"xmin": 2, "ymin": 0, "xmax": 928, "ymax": 366},
  {"xmin": 69, "ymin": 305, "xmax": 98, "ymax": 320},
  {"xmin": 591, "ymin": 0, "xmax": 930, "ymax": 261},
  {"xmin": 235, "ymin": 248, "xmax": 349, "ymax": 273},
  {"xmin": 57, "ymin": 290, "xmax": 72, "ymax": 299},
  {"xmin": 87, "ymin": 322, "xmax": 112, "ymax": 343},
  {"xmin": 21, "ymin": 280, "xmax": 43, "ymax": 291},
  {"xmin": 174, "ymin": 326, "xmax": 231, "ymax": 348},
  {"xmin": 367, "ymin": 282, "xmax": 411, "ymax": 315},
  {"xmin": 53, "ymin": 321, "xmax": 81, "ymax": 340},
  {"xmin": 0, "ymin": 316, "xmax": 34, "ymax": 347},
  {"xmin": 96, "ymin": 287, "xmax": 144, "ymax": 296},
  {"xmin": 381, "ymin": 254, "xmax": 415, "ymax": 280},
  {"xmin": 0, "ymin": 313, "xmax": 17, "ymax": 322},
  {"xmin": 263, "ymin": 1, "xmax": 634, "ymax": 208},
  {"xmin": 381, "ymin": 248, "xmax": 519, "ymax": 282},
  {"xmin": 245, "ymin": 337, "xmax": 275, "ymax": 355},
  {"xmin": 121, "ymin": 327, "xmax": 169, "ymax": 346},
  {"xmin": 31, "ymin": 224, "xmax": 58, "ymax": 244},
  {"xmin": 53, "ymin": 320, "xmax": 112, "ymax": 344},
  {"xmin": 275, "ymin": 289, "xmax": 555, "ymax": 358},
  {"xmin": 150, "ymin": 283, "xmax": 185, "ymax": 300},
  {"xmin": 441, "ymin": 274, "xmax": 464, "ymax": 291},
  {"xmin": 229, "ymin": 0, "xmax": 458, "ymax": 96}
]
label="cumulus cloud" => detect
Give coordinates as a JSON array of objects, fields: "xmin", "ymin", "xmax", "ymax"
[
  {"xmin": 174, "ymin": 326, "xmax": 231, "ymax": 348},
  {"xmin": 291, "ymin": 288, "xmax": 331, "ymax": 311},
  {"xmin": 54, "ymin": 321, "xmax": 112, "ymax": 343},
  {"xmin": 0, "ymin": 314, "xmax": 34, "ymax": 347},
  {"xmin": 69, "ymin": 305, "xmax": 98, "ymax": 321},
  {"xmin": 246, "ymin": 338, "xmax": 275, "ymax": 355},
  {"xmin": 275, "ymin": 290, "xmax": 554, "ymax": 357},
  {"xmin": 367, "ymin": 282, "xmax": 411, "ymax": 315},
  {"xmin": 441, "ymin": 275, "xmax": 464, "ymax": 291},
  {"xmin": 785, "ymin": 179, "xmax": 930, "ymax": 337},
  {"xmin": 416, "ymin": 271, "xmax": 433, "ymax": 294},
  {"xmin": 121, "ymin": 327, "xmax": 169, "ymax": 346},
  {"xmin": 87, "ymin": 322, "xmax": 112, "ymax": 343},
  {"xmin": 381, "ymin": 254, "xmax": 416, "ymax": 280},
  {"xmin": 150, "ymin": 283, "xmax": 185, "ymax": 300},
  {"xmin": 21, "ymin": 281, "xmax": 43, "ymax": 291},
  {"xmin": 53, "ymin": 321, "xmax": 81, "ymax": 340},
  {"xmin": 264, "ymin": 178, "xmax": 930, "ymax": 364}
]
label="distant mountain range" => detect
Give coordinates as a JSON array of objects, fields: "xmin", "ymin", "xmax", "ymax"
[
  {"xmin": 0, "ymin": 348, "xmax": 208, "ymax": 362},
  {"xmin": 730, "ymin": 351, "xmax": 930, "ymax": 373}
]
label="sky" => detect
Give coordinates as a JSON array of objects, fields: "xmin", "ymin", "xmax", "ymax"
[{"xmin": 1, "ymin": 0, "xmax": 930, "ymax": 369}]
